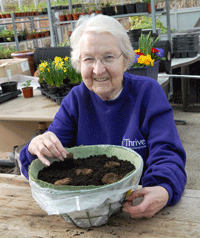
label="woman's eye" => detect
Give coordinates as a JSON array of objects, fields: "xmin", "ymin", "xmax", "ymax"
[
  {"xmin": 85, "ymin": 57, "xmax": 94, "ymax": 62},
  {"xmin": 104, "ymin": 55, "xmax": 115, "ymax": 61}
]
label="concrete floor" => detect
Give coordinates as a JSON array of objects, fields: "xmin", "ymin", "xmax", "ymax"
[
  {"xmin": 0, "ymin": 105, "xmax": 200, "ymax": 190},
  {"xmin": 172, "ymin": 104, "xmax": 200, "ymax": 190}
]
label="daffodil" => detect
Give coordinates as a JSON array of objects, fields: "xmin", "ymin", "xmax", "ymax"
[{"xmin": 38, "ymin": 56, "xmax": 82, "ymax": 87}]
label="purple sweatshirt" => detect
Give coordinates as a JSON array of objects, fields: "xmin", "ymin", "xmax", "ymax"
[{"xmin": 20, "ymin": 72, "xmax": 187, "ymax": 206}]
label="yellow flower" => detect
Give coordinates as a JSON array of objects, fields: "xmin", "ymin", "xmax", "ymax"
[
  {"xmin": 138, "ymin": 54, "xmax": 154, "ymax": 66},
  {"xmin": 135, "ymin": 49, "xmax": 140, "ymax": 53},
  {"xmin": 64, "ymin": 56, "xmax": 69, "ymax": 61},
  {"xmin": 54, "ymin": 56, "xmax": 61, "ymax": 64}
]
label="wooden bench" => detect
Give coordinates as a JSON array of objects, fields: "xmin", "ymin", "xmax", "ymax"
[{"xmin": 1, "ymin": 173, "xmax": 199, "ymax": 237}]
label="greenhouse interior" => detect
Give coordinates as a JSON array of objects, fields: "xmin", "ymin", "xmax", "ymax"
[{"xmin": 0, "ymin": 0, "xmax": 200, "ymax": 236}]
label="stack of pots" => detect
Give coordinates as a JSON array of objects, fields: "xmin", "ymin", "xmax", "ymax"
[{"xmin": 129, "ymin": 29, "xmax": 142, "ymax": 44}]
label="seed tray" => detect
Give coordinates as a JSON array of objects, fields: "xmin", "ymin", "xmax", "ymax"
[
  {"xmin": 173, "ymin": 50, "xmax": 198, "ymax": 58},
  {"xmin": 173, "ymin": 43, "xmax": 199, "ymax": 51},
  {"xmin": 0, "ymin": 89, "xmax": 22, "ymax": 103},
  {"xmin": 173, "ymin": 35, "xmax": 199, "ymax": 52},
  {"xmin": 37, "ymin": 87, "xmax": 71, "ymax": 105},
  {"xmin": 172, "ymin": 34, "xmax": 199, "ymax": 44}
]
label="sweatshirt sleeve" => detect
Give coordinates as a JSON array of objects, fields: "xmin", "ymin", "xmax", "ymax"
[
  {"xmin": 140, "ymin": 79, "xmax": 187, "ymax": 206},
  {"xmin": 19, "ymin": 142, "xmax": 37, "ymax": 179},
  {"xmin": 19, "ymin": 90, "xmax": 78, "ymax": 180}
]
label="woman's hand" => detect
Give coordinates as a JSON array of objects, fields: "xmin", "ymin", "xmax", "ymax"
[
  {"xmin": 122, "ymin": 186, "xmax": 169, "ymax": 218},
  {"xmin": 28, "ymin": 131, "xmax": 68, "ymax": 166}
]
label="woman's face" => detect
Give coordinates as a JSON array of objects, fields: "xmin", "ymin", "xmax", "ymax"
[{"xmin": 79, "ymin": 32, "xmax": 128, "ymax": 101}]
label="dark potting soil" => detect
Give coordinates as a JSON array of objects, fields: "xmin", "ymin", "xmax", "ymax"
[{"xmin": 38, "ymin": 154, "xmax": 135, "ymax": 186}]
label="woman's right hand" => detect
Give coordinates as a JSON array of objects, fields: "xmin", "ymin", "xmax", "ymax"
[{"xmin": 28, "ymin": 131, "xmax": 68, "ymax": 166}]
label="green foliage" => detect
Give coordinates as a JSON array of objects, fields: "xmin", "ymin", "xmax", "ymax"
[
  {"xmin": 0, "ymin": 45, "xmax": 16, "ymax": 59},
  {"xmin": 142, "ymin": 0, "xmax": 151, "ymax": 3},
  {"xmin": 64, "ymin": 57, "xmax": 82, "ymax": 84},
  {"xmin": 105, "ymin": 1, "xmax": 111, "ymax": 7},
  {"xmin": 129, "ymin": 16, "xmax": 168, "ymax": 34},
  {"xmin": 57, "ymin": 40, "xmax": 70, "ymax": 47},
  {"xmin": 139, "ymin": 32, "xmax": 159, "ymax": 55},
  {"xmin": 38, "ymin": 56, "xmax": 82, "ymax": 87},
  {"xmin": 22, "ymin": 80, "xmax": 31, "ymax": 88},
  {"xmin": 1, "ymin": 28, "xmax": 14, "ymax": 38},
  {"xmin": 131, "ymin": 32, "xmax": 165, "ymax": 68}
]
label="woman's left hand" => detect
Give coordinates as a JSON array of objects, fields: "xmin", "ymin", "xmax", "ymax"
[{"xmin": 122, "ymin": 186, "xmax": 169, "ymax": 218}]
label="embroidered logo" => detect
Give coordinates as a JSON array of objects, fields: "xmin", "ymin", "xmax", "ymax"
[{"xmin": 122, "ymin": 138, "xmax": 146, "ymax": 149}]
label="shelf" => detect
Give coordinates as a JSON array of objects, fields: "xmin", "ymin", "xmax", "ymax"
[
  {"xmin": 0, "ymin": 13, "xmax": 50, "ymax": 51},
  {"xmin": 54, "ymin": 11, "xmax": 166, "ymax": 27},
  {"xmin": 0, "ymin": 16, "xmax": 49, "ymax": 25}
]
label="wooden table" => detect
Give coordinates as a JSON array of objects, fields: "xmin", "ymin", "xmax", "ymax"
[{"xmin": 0, "ymin": 173, "xmax": 199, "ymax": 238}]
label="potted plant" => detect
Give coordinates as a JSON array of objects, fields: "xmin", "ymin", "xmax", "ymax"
[
  {"xmin": 1, "ymin": 29, "xmax": 14, "ymax": 42},
  {"xmin": 0, "ymin": 45, "xmax": 16, "ymax": 59},
  {"xmin": 0, "ymin": 31, "xmax": 4, "ymax": 43},
  {"xmin": 59, "ymin": 12, "xmax": 66, "ymax": 21},
  {"xmin": 95, "ymin": 5, "xmax": 102, "ymax": 14},
  {"xmin": 38, "ymin": 56, "xmax": 68, "ymax": 94},
  {"xmin": 18, "ymin": 30, "xmax": 25, "ymax": 41},
  {"xmin": 126, "ymin": 32, "xmax": 165, "ymax": 80},
  {"xmin": 66, "ymin": 10, "xmax": 73, "ymax": 21},
  {"xmin": 63, "ymin": 57, "xmax": 82, "ymax": 87},
  {"xmin": 125, "ymin": 3, "xmax": 136, "ymax": 14},
  {"xmin": 135, "ymin": 1, "xmax": 147, "ymax": 13},
  {"xmin": 143, "ymin": 0, "xmax": 158, "ymax": 13},
  {"xmin": 101, "ymin": 2, "xmax": 115, "ymax": 16},
  {"xmin": 21, "ymin": 80, "xmax": 33, "ymax": 98},
  {"xmin": 129, "ymin": 15, "xmax": 168, "ymax": 35},
  {"xmin": 0, "ymin": 66, "xmax": 18, "ymax": 93},
  {"xmin": 38, "ymin": 56, "xmax": 82, "ymax": 94},
  {"xmin": 116, "ymin": 4, "xmax": 127, "ymax": 15},
  {"xmin": 72, "ymin": 8, "xmax": 80, "ymax": 20},
  {"xmin": 1, "ymin": 80, "xmax": 18, "ymax": 93}
]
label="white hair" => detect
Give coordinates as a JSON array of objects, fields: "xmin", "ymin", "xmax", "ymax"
[{"xmin": 70, "ymin": 14, "xmax": 135, "ymax": 73}]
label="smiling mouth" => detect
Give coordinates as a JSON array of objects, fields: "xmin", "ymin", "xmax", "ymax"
[{"xmin": 94, "ymin": 78, "xmax": 109, "ymax": 82}]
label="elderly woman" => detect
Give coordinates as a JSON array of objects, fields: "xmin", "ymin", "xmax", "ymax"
[{"xmin": 20, "ymin": 14, "xmax": 186, "ymax": 219}]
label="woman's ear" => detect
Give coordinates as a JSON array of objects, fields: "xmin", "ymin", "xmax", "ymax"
[{"xmin": 123, "ymin": 55, "xmax": 131, "ymax": 72}]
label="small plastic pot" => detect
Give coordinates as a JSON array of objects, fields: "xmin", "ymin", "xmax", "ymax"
[
  {"xmin": 22, "ymin": 87, "xmax": 33, "ymax": 98},
  {"xmin": 1, "ymin": 81, "xmax": 18, "ymax": 93}
]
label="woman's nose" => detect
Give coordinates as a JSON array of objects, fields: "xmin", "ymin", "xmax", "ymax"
[{"xmin": 92, "ymin": 59, "xmax": 106, "ymax": 75}]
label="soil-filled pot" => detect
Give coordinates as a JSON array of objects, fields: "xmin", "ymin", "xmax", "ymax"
[
  {"xmin": 0, "ymin": 81, "xmax": 18, "ymax": 93},
  {"xmin": 125, "ymin": 3, "xmax": 136, "ymax": 13},
  {"xmin": 135, "ymin": 3, "xmax": 147, "ymax": 13},
  {"xmin": 102, "ymin": 6, "xmax": 115, "ymax": 16},
  {"xmin": 11, "ymin": 51, "xmax": 35, "ymax": 76},
  {"xmin": 116, "ymin": 5, "xmax": 127, "ymax": 15},
  {"xmin": 22, "ymin": 87, "xmax": 33, "ymax": 98},
  {"xmin": 126, "ymin": 60, "xmax": 160, "ymax": 81},
  {"xmin": 129, "ymin": 29, "xmax": 142, "ymax": 43},
  {"xmin": 29, "ymin": 145, "xmax": 143, "ymax": 228},
  {"xmin": 59, "ymin": 14, "xmax": 66, "ymax": 21},
  {"xmin": 147, "ymin": 3, "xmax": 158, "ymax": 13}
]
